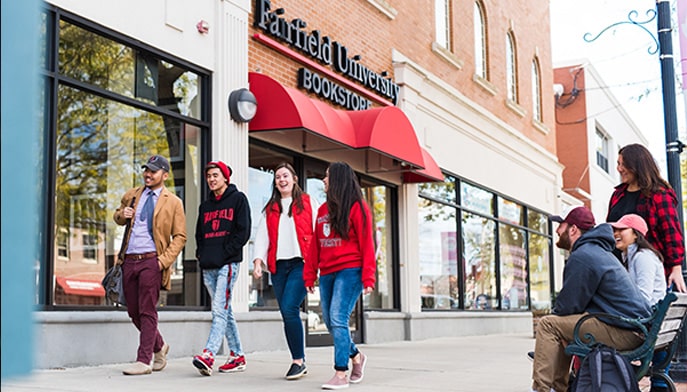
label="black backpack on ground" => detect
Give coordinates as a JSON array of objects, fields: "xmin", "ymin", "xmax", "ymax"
[{"xmin": 569, "ymin": 344, "xmax": 640, "ymax": 392}]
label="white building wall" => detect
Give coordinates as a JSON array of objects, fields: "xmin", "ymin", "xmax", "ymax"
[
  {"xmin": 581, "ymin": 64, "xmax": 648, "ymax": 222},
  {"xmin": 47, "ymin": 0, "xmax": 217, "ymax": 70},
  {"xmin": 393, "ymin": 49, "xmax": 564, "ymax": 313},
  {"xmin": 393, "ymin": 50, "xmax": 563, "ymax": 210}
]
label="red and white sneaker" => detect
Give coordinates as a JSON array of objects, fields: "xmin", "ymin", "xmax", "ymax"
[
  {"xmin": 218, "ymin": 355, "xmax": 246, "ymax": 373},
  {"xmin": 192, "ymin": 349, "xmax": 214, "ymax": 376}
]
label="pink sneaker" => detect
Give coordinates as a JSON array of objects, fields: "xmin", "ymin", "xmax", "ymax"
[
  {"xmin": 192, "ymin": 349, "xmax": 214, "ymax": 376},
  {"xmin": 218, "ymin": 355, "xmax": 246, "ymax": 373},
  {"xmin": 350, "ymin": 352, "xmax": 367, "ymax": 383},
  {"xmin": 321, "ymin": 374, "xmax": 349, "ymax": 390}
]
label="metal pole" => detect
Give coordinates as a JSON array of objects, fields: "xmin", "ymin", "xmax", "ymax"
[{"xmin": 656, "ymin": 0, "xmax": 687, "ymax": 382}]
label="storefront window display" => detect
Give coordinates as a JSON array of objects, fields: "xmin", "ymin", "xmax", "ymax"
[
  {"xmin": 419, "ymin": 177, "xmax": 553, "ymax": 311},
  {"xmin": 43, "ymin": 10, "xmax": 209, "ymax": 307}
]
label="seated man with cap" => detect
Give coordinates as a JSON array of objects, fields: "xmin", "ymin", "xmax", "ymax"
[{"xmin": 531, "ymin": 206, "xmax": 651, "ymax": 392}]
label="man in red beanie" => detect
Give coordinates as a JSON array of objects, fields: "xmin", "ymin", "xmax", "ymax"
[{"xmin": 192, "ymin": 161, "xmax": 252, "ymax": 376}]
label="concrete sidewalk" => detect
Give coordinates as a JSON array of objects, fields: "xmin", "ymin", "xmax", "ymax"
[
  {"xmin": 2, "ymin": 334, "xmax": 685, "ymax": 391},
  {"xmin": 3, "ymin": 334, "xmax": 535, "ymax": 391}
]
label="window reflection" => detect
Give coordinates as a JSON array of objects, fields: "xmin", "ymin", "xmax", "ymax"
[
  {"xmin": 363, "ymin": 185, "xmax": 394, "ymax": 309},
  {"xmin": 529, "ymin": 233, "xmax": 551, "ymax": 311},
  {"xmin": 419, "ymin": 175, "xmax": 456, "ymax": 203},
  {"xmin": 463, "ymin": 212, "xmax": 496, "ymax": 310},
  {"xmin": 419, "ymin": 177, "xmax": 552, "ymax": 312},
  {"xmin": 499, "ymin": 225, "xmax": 528, "ymax": 310},
  {"xmin": 419, "ymin": 199, "xmax": 458, "ymax": 310},
  {"xmin": 461, "ymin": 181, "xmax": 493, "ymax": 215},
  {"xmin": 52, "ymin": 85, "xmax": 201, "ymax": 306},
  {"xmin": 58, "ymin": 21, "xmax": 202, "ymax": 120}
]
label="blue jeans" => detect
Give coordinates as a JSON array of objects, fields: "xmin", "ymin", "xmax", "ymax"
[
  {"xmin": 319, "ymin": 267, "xmax": 362, "ymax": 371},
  {"xmin": 271, "ymin": 258, "xmax": 307, "ymax": 360},
  {"xmin": 202, "ymin": 263, "xmax": 243, "ymax": 356}
]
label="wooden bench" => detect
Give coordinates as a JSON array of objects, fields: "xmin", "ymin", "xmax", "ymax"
[{"xmin": 565, "ymin": 292, "xmax": 687, "ymax": 392}]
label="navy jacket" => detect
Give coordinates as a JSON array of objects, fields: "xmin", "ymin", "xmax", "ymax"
[{"xmin": 553, "ymin": 224, "xmax": 652, "ymax": 326}]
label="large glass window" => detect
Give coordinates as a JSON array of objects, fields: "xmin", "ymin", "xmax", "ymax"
[
  {"xmin": 419, "ymin": 178, "xmax": 553, "ymax": 312},
  {"xmin": 419, "ymin": 199, "xmax": 458, "ymax": 310},
  {"xmin": 463, "ymin": 211, "xmax": 496, "ymax": 310},
  {"xmin": 363, "ymin": 184, "xmax": 395, "ymax": 310},
  {"xmin": 45, "ymin": 11, "xmax": 208, "ymax": 307}
]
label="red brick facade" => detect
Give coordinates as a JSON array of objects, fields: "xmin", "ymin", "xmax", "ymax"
[{"xmin": 248, "ymin": 0, "xmax": 556, "ymax": 155}]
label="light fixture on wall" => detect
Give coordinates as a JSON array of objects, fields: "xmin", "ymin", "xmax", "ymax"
[{"xmin": 227, "ymin": 88, "xmax": 257, "ymax": 123}]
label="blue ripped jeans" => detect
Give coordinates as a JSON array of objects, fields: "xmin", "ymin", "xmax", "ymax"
[
  {"xmin": 318, "ymin": 267, "xmax": 362, "ymax": 371},
  {"xmin": 202, "ymin": 263, "xmax": 243, "ymax": 356}
]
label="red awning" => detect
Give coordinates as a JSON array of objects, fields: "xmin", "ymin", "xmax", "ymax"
[
  {"xmin": 249, "ymin": 72, "xmax": 355, "ymax": 153},
  {"xmin": 248, "ymin": 72, "xmax": 438, "ymax": 179},
  {"xmin": 403, "ymin": 148, "xmax": 444, "ymax": 183},
  {"xmin": 55, "ymin": 276, "xmax": 106, "ymax": 297},
  {"xmin": 347, "ymin": 107, "xmax": 424, "ymax": 171}
]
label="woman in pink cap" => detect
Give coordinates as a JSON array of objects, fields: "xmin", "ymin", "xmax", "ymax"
[{"xmin": 609, "ymin": 214, "xmax": 666, "ymax": 306}]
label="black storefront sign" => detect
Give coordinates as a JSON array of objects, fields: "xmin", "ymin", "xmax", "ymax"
[
  {"xmin": 298, "ymin": 68, "xmax": 372, "ymax": 110},
  {"xmin": 254, "ymin": 0, "xmax": 399, "ymax": 105}
]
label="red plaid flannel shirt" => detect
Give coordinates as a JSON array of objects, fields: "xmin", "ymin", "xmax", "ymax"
[{"xmin": 607, "ymin": 183, "xmax": 685, "ymax": 271}]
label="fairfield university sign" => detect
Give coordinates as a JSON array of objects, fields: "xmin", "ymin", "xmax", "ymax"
[{"xmin": 254, "ymin": 0, "xmax": 400, "ymax": 109}]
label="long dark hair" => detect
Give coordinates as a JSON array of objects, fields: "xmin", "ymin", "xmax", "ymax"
[
  {"xmin": 633, "ymin": 229, "xmax": 664, "ymax": 263},
  {"xmin": 619, "ymin": 144, "xmax": 672, "ymax": 196},
  {"xmin": 326, "ymin": 162, "xmax": 367, "ymax": 240},
  {"xmin": 261, "ymin": 162, "xmax": 305, "ymax": 217}
]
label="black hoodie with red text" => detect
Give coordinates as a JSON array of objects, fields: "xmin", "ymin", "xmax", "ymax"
[{"xmin": 195, "ymin": 184, "xmax": 251, "ymax": 269}]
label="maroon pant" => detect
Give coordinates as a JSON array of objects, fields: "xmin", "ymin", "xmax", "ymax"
[{"xmin": 123, "ymin": 254, "xmax": 164, "ymax": 364}]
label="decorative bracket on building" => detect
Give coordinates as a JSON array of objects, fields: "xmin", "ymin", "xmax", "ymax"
[{"xmin": 583, "ymin": 9, "xmax": 659, "ymax": 55}]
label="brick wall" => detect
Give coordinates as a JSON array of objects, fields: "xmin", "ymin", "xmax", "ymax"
[{"xmin": 248, "ymin": 0, "xmax": 556, "ymax": 155}]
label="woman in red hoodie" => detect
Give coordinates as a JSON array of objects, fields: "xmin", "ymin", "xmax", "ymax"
[{"xmin": 304, "ymin": 162, "xmax": 376, "ymax": 390}]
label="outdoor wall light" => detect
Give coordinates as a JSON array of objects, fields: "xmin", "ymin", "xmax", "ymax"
[{"xmin": 227, "ymin": 88, "xmax": 257, "ymax": 123}]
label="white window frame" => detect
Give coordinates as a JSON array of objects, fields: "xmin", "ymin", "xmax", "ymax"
[
  {"xmin": 474, "ymin": 1, "xmax": 487, "ymax": 79},
  {"xmin": 506, "ymin": 31, "xmax": 518, "ymax": 103},
  {"xmin": 435, "ymin": 0, "xmax": 451, "ymax": 50}
]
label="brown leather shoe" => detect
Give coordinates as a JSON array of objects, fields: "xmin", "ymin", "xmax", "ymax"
[
  {"xmin": 122, "ymin": 361, "xmax": 152, "ymax": 375},
  {"xmin": 153, "ymin": 343, "xmax": 170, "ymax": 371}
]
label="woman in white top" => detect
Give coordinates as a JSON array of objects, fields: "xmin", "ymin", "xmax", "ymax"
[
  {"xmin": 252, "ymin": 162, "xmax": 318, "ymax": 380},
  {"xmin": 610, "ymin": 214, "xmax": 666, "ymax": 305}
]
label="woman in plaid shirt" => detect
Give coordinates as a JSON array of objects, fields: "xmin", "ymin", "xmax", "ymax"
[
  {"xmin": 607, "ymin": 144, "xmax": 685, "ymax": 293},
  {"xmin": 607, "ymin": 144, "xmax": 685, "ymax": 392}
]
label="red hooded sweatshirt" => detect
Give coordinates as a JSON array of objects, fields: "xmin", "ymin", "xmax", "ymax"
[{"xmin": 304, "ymin": 201, "xmax": 376, "ymax": 289}]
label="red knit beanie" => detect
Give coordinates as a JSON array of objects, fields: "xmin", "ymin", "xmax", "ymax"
[{"xmin": 205, "ymin": 161, "xmax": 232, "ymax": 183}]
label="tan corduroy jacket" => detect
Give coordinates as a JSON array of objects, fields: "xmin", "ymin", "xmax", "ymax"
[{"xmin": 113, "ymin": 186, "xmax": 187, "ymax": 290}]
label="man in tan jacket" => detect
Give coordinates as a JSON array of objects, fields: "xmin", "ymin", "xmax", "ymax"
[{"xmin": 113, "ymin": 154, "xmax": 186, "ymax": 375}]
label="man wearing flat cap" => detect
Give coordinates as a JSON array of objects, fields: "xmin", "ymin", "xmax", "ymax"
[
  {"xmin": 531, "ymin": 206, "xmax": 651, "ymax": 392},
  {"xmin": 113, "ymin": 154, "xmax": 187, "ymax": 376}
]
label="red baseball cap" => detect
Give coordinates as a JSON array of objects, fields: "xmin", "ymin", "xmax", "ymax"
[
  {"xmin": 550, "ymin": 206, "xmax": 595, "ymax": 230},
  {"xmin": 609, "ymin": 214, "xmax": 648, "ymax": 236}
]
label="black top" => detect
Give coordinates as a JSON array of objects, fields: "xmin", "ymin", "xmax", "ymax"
[{"xmin": 607, "ymin": 190, "xmax": 640, "ymax": 222}]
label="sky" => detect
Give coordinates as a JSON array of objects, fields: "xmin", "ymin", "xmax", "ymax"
[{"xmin": 549, "ymin": 0, "xmax": 686, "ymax": 172}]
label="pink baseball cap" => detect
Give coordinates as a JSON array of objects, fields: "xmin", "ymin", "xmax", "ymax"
[{"xmin": 609, "ymin": 214, "xmax": 648, "ymax": 236}]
